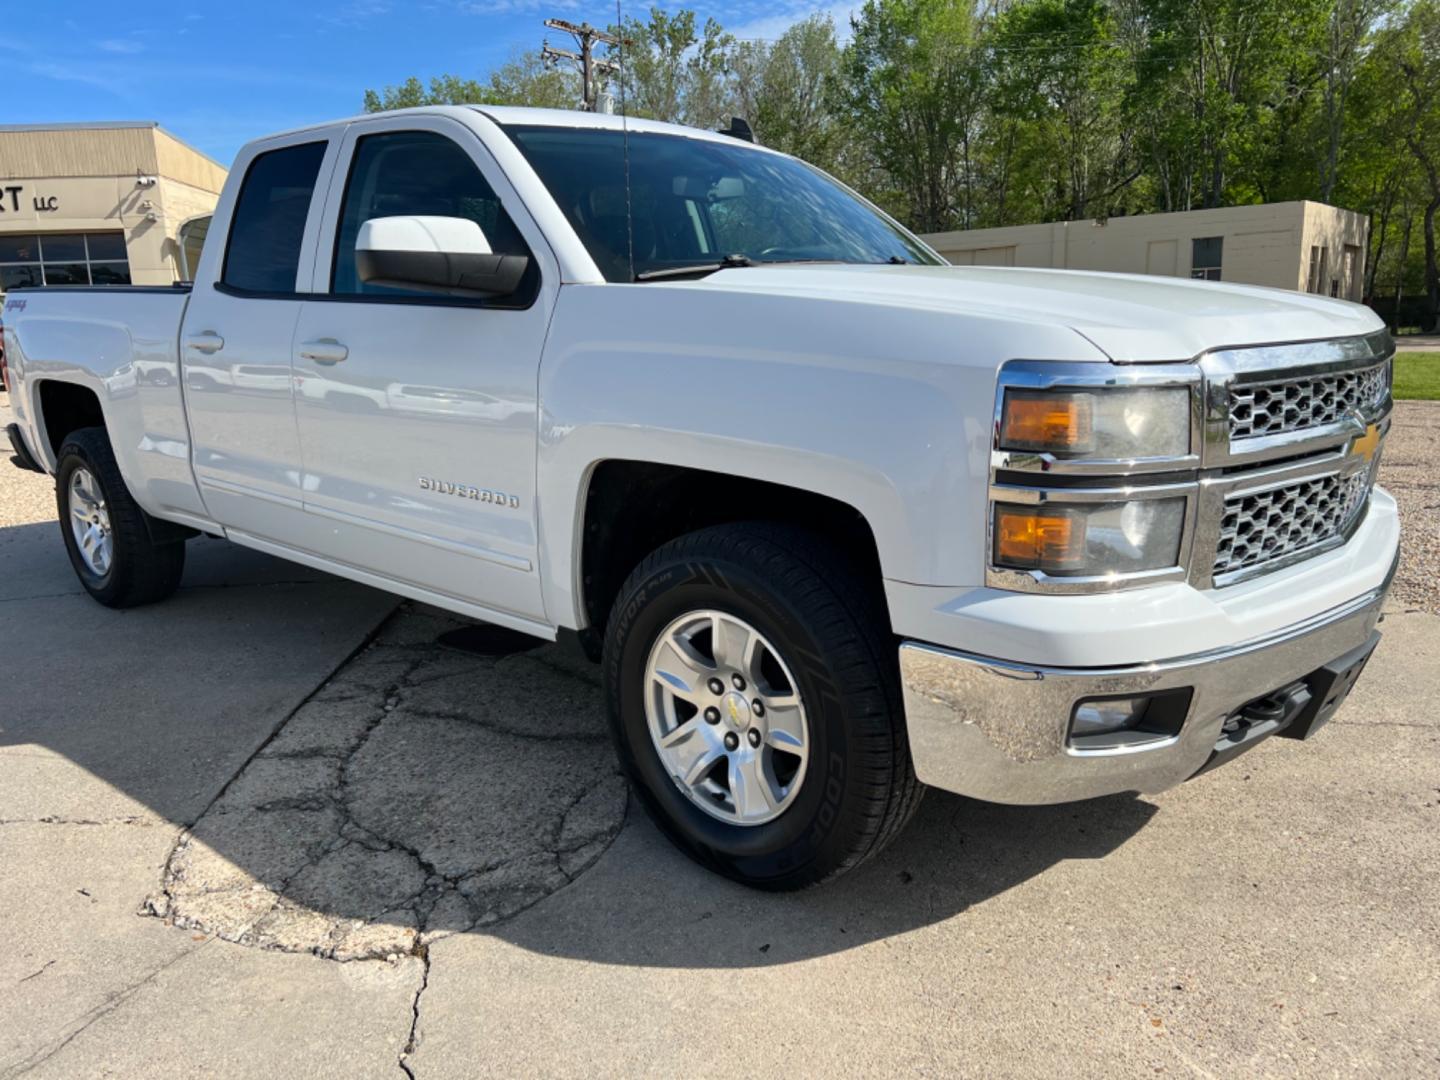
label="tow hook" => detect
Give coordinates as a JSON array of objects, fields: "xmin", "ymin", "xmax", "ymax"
[{"xmin": 1222, "ymin": 682, "xmax": 1313, "ymax": 742}]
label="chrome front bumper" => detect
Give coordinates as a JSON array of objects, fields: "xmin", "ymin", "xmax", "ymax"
[{"xmin": 898, "ymin": 565, "xmax": 1394, "ymax": 805}]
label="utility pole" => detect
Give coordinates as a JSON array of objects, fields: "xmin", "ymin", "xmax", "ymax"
[{"xmin": 541, "ymin": 19, "xmax": 624, "ymax": 112}]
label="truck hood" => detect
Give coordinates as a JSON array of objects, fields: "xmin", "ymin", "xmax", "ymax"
[{"xmin": 688, "ymin": 264, "xmax": 1383, "ymax": 362}]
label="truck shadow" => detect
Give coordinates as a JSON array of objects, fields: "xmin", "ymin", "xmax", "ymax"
[
  {"xmin": 487, "ymin": 790, "xmax": 1158, "ymax": 970},
  {"xmin": 0, "ymin": 518, "xmax": 1157, "ymax": 969}
]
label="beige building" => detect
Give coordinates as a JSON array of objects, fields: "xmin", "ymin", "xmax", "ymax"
[
  {"xmin": 0, "ymin": 121, "xmax": 226, "ymax": 292},
  {"xmin": 922, "ymin": 201, "xmax": 1369, "ymax": 300}
]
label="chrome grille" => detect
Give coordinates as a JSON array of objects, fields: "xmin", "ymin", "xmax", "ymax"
[
  {"xmin": 1229, "ymin": 363, "xmax": 1387, "ymax": 440},
  {"xmin": 1212, "ymin": 471, "xmax": 1371, "ymax": 578}
]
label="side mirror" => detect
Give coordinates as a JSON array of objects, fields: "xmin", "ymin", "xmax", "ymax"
[{"xmin": 355, "ymin": 216, "xmax": 528, "ymax": 298}]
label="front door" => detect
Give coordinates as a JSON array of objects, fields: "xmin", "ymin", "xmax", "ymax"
[
  {"xmin": 181, "ymin": 134, "xmax": 337, "ymax": 543},
  {"xmin": 290, "ymin": 116, "xmax": 556, "ymax": 625}
]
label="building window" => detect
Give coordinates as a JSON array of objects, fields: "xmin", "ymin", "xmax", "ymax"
[
  {"xmin": 0, "ymin": 232, "xmax": 131, "ymax": 288},
  {"xmin": 1190, "ymin": 236, "xmax": 1222, "ymax": 281},
  {"xmin": 1341, "ymin": 244, "xmax": 1361, "ymax": 301},
  {"xmin": 177, "ymin": 216, "xmax": 211, "ymax": 281},
  {"xmin": 1307, "ymin": 244, "xmax": 1329, "ymax": 294}
]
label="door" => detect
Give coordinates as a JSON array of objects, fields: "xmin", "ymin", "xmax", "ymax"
[
  {"xmin": 181, "ymin": 134, "xmax": 338, "ymax": 542},
  {"xmin": 973, "ymin": 245, "xmax": 1015, "ymax": 267},
  {"xmin": 290, "ymin": 115, "xmax": 557, "ymax": 623},
  {"xmin": 1146, "ymin": 238, "xmax": 1178, "ymax": 277},
  {"xmin": 1342, "ymin": 245, "xmax": 1361, "ymax": 300}
]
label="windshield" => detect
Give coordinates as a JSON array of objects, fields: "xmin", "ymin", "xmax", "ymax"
[{"xmin": 505, "ymin": 125, "xmax": 941, "ymax": 282}]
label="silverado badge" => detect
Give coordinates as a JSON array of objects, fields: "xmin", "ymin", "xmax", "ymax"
[{"xmin": 418, "ymin": 476, "xmax": 520, "ymax": 509}]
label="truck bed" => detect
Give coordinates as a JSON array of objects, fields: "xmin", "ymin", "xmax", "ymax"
[{"xmin": 4, "ymin": 285, "xmax": 207, "ymax": 526}]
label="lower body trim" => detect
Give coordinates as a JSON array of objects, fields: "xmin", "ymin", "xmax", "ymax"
[{"xmin": 6, "ymin": 422, "xmax": 44, "ymax": 473}]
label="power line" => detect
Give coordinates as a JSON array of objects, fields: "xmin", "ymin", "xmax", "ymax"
[{"xmin": 541, "ymin": 18, "xmax": 626, "ymax": 112}]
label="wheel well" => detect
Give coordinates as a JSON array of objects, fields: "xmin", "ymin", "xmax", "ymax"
[
  {"xmin": 579, "ymin": 461, "xmax": 887, "ymax": 641},
  {"xmin": 37, "ymin": 381, "xmax": 104, "ymax": 457}
]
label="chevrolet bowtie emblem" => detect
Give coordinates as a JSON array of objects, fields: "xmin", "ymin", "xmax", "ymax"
[
  {"xmin": 1350, "ymin": 423, "xmax": 1381, "ymax": 465},
  {"xmin": 727, "ymin": 697, "xmax": 741, "ymax": 722}
]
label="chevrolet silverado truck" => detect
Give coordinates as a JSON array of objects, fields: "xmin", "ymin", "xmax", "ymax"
[{"xmin": 2, "ymin": 107, "xmax": 1399, "ymax": 889}]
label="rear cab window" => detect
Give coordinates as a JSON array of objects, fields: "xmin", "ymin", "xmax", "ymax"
[{"xmin": 221, "ymin": 141, "xmax": 328, "ymax": 294}]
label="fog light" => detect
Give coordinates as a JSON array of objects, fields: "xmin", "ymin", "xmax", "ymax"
[
  {"xmin": 1071, "ymin": 696, "xmax": 1149, "ymax": 738},
  {"xmin": 1068, "ymin": 688, "xmax": 1193, "ymax": 752}
]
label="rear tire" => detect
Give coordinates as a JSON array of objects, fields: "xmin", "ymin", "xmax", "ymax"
[
  {"xmin": 55, "ymin": 427, "xmax": 186, "ymax": 608},
  {"xmin": 603, "ymin": 523, "xmax": 923, "ymax": 890}
]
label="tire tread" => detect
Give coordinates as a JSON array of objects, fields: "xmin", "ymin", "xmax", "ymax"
[
  {"xmin": 605, "ymin": 521, "xmax": 923, "ymax": 889},
  {"xmin": 56, "ymin": 427, "xmax": 185, "ymax": 608}
]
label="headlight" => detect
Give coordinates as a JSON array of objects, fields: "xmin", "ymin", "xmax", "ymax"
[
  {"xmin": 993, "ymin": 498, "xmax": 1186, "ymax": 576},
  {"xmin": 999, "ymin": 387, "xmax": 1191, "ymax": 460}
]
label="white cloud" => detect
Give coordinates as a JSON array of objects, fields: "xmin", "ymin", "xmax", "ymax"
[
  {"xmin": 724, "ymin": 1, "xmax": 860, "ymax": 43},
  {"xmin": 315, "ymin": 1, "xmax": 393, "ymax": 27},
  {"xmin": 97, "ymin": 38, "xmax": 145, "ymax": 54},
  {"xmin": 452, "ymin": 0, "xmax": 580, "ymax": 13},
  {"xmin": 27, "ymin": 61, "xmax": 133, "ymax": 95}
]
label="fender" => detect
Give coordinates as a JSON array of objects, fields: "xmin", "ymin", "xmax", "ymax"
[{"xmin": 534, "ymin": 282, "xmax": 1107, "ymax": 629}]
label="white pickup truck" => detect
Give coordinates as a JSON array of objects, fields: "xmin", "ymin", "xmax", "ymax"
[{"xmin": 3, "ymin": 106, "xmax": 1399, "ymax": 889}]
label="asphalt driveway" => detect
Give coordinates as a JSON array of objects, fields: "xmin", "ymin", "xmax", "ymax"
[{"xmin": 2, "ymin": 392, "xmax": 1437, "ymax": 1078}]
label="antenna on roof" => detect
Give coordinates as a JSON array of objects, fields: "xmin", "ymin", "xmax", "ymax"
[
  {"xmin": 717, "ymin": 117, "xmax": 755, "ymax": 144},
  {"xmin": 615, "ymin": 0, "xmax": 635, "ymax": 282}
]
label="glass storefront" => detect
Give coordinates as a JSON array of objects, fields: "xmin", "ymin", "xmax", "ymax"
[{"xmin": 0, "ymin": 232, "xmax": 131, "ymax": 288}]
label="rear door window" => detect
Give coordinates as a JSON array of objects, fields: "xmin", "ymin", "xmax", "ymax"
[{"xmin": 222, "ymin": 141, "xmax": 327, "ymax": 294}]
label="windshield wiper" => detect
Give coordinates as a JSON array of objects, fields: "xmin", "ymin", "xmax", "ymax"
[
  {"xmin": 634, "ymin": 253, "xmax": 754, "ymax": 282},
  {"xmin": 633, "ymin": 255, "xmax": 905, "ymax": 282}
]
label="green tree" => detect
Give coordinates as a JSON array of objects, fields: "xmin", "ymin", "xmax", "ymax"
[
  {"xmin": 607, "ymin": 8, "xmax": 735, "ymax": 128},
  {"xmin": 842, "ymin": 0, "xmax": 987, "ymax": 232},
  {"xmin": 363, "ymin": 50, "xmax": 578, "ymax": 113},
  {"xmin": 351, "ymin": 0, "xmax": 1440, "ymax": 271},
  {"xmin": 730, "ymin": 16, "xmax": 851, "ymax": 174},
  {"xmin": 1373, "ymin": 0, "xmax": 1440, "ymax": 327},
  {"xmin": 1121, "ymin": 0, "xmax": 1328, "ymax": 210},
  {"xmin": 1316, "ymin": 0, "xmax": 1397, "ymax": 202},
  {"xmin": 988, "ymin": 0, "xmax": 1139, "ymax": 221},
  {"xmin": 1327, "ymin": 2, "xmax": 1415, "ymax": 306}
]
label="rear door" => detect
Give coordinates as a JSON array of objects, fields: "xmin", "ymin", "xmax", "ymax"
[
  {"xmin": 180, "ymin": 133, "xmax": 339, "ymax": 541},
  {"xmin": 290, "ymin": 113, "xmax": 558, "ymax": 626}
]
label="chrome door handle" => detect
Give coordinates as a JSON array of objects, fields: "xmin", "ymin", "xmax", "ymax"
[
  {"xmin": 298, "ymin": 339, "xmax": 349, "ymax": 365},
  {"xmin": 184, "ymin": 331, "xmax": 225, "ymax": 355}
]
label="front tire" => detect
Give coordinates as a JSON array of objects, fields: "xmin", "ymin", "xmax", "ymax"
[
  {"xmin": 56, "ymin": 427, "xmax": 186, "ymax": 608},
  {"xmin": 603, "ymin": 524, "xmax": 922, "ymax": 890}
]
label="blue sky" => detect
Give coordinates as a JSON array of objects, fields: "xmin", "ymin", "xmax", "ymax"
[{"xmin": 3, "ymin": 1, "xmax": 854, "ymax": 167}]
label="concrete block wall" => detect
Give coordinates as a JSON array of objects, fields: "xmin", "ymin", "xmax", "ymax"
[{"xmin": 921, "ymin": 201, "xmax": 1365, "ymax": 296}]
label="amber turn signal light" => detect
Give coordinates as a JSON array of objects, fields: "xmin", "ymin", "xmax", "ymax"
[
  {"xmin": 993, "ymin": 506, "xmax": 1086, "ymax": 571},
  {"xmin": 1000, "ymin": 391, "xmax": 1095, "ymax": 454}
]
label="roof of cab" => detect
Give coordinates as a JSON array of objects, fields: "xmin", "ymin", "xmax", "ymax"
[
  {"xmin": 241, "ymin": 105, "xmax": 776, "ymax": 156},
  {"xmin": 471, "ymin": 105, "xmax": 762, "ymax": 146}
]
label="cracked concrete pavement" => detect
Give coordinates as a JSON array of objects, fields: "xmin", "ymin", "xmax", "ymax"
[
  {"xmin": 4, "ymin": 390, "xmax": 1440, "ymax": 1077},
  {"xmin": 144, "ymin": 607, "xmax": 627, "ymax": 964}
]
